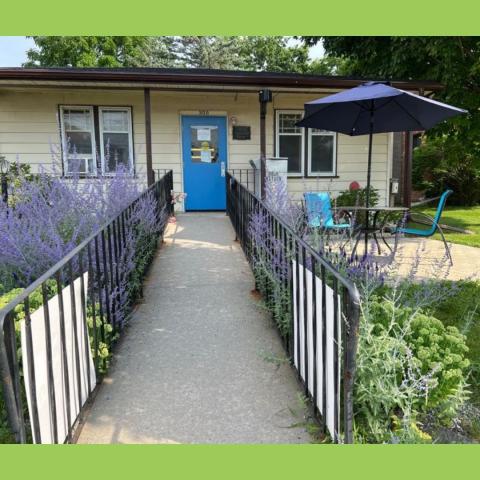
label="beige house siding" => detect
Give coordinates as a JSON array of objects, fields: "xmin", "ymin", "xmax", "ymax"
[
  {"xmin": 0, "ymin": 87, "xmax": 393, "ymax": 208},
  {"xmin": 0, "ymin": 87, "xmax": 150, "ymax": 185}
]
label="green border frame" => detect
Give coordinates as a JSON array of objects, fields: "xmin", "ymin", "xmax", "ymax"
[
  {"xmin": 1, "ymin": 1, "xmax": 480, "ymax": 474},
  {"xmin": 1, "ymin": 445, "xmax": 479, "ymax": 478},
  {"xmin": 2, "ymin": 0, "xmax": 480, "ymax": 35}
]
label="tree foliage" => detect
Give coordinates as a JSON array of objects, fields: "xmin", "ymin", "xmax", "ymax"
[
  {"xmin": 24, "ymin": 36, "xmax": 153, "ymax": 67},
  {"xmin": 173, "ymin": 37, "xmax": 243, "ymax": 69},
  {"xmin": 302, "ymin": 37, "xmax": 480, "ymax": 203},
  {"xmin": 238, "ymin": 37, "xmax": 310, "ymax": 73},
  {"xmin": 303, "ymin": 37, "xmax": 480, "ymax": 156},
  {"xmin": 24, "ymin": 36, "xmax": 331, "ymax": 74}
]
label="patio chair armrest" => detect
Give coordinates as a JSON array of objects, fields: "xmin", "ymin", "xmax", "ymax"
[
  {"xmin": 408, "ymin": 211, "xmax": 437, "ymax": 227},
  {"xmin": 411, "ymin": 195, "xmax": 442, "ymax": 208}
]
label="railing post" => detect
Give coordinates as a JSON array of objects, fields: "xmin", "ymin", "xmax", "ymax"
[
  {"xmin": 343, "ymin": 286, "xmax": 361, "ymax": 444},
  {"xmin": 0, "ymin": 314, "xmax": 24, "ymax": 443}
]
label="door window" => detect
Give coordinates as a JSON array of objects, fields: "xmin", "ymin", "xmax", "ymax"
[{"xmin": 190, "ymin": 126, "xmax": 219, "ymax": 163}]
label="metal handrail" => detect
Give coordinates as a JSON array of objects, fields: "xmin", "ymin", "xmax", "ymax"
[
  {"xmin": 0, "ymin": 170, "xmax": 174, "ymax": 443},
  {"xmin": 226, "ymin": 171, "xmax": 361, "ymax": 443},
  {"xmin": 227, "ymin": 170, "xmax": 360, "ymax": 302}
]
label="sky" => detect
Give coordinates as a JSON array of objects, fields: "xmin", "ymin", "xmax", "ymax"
[
  {"xmin": 0, "ymin": 36, "xmax": 35, "ymax": 67},
  {"xmin": 0, "ymin": 36, "xmax": 324, "ymax": 67}
]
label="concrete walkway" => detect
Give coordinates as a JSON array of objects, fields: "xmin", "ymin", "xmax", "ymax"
[{"xmin": 77, "ymin": 213, "xmax": 311, "ymax": 444}]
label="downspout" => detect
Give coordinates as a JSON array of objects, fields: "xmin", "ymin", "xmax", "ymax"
[
  {"xmin": 259, "ymin": 89, "xmax": 272, "ymax": 198},
  {"xmin": 144, "ymin": 88, "xmax": 155, "ymax": 186}
]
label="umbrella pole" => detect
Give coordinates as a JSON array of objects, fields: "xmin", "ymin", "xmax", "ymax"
[{"xmin": 364, "ymin": 110, "xmax": 374, "ymax": 257}]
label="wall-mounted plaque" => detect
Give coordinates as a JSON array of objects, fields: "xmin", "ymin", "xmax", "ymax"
[{"xmin": 232, "ymin": 125, "xmax": 251, "ymax": 140}]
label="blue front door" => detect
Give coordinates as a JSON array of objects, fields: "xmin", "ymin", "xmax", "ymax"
[{"xmin": 182, "ymin": 116, "xmax": 227, "ymax": 211}]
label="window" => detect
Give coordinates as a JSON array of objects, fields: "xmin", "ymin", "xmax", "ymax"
[
  {"xmin": 189, "ymin": 125, "xmax": 219, "ymax": 163},
  {"xmin": 308, "ymin": 129, "xmax": 337, "ymax": 176},
  {"xmin": 99, "ymin": 107, "xmax": 134, "ymax": 174},
  {"xmin": 60, "ymin": 105, "xmax": 134, "ymax": 176},
  {"xmin": 60, "ymin": 107, "xmax": 96, "ymax": 175},
  {"xmin": 275, "ymin": 110, "xmax": 304, "ymax": 176}
]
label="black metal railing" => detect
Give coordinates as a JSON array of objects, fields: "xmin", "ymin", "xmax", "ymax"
[
  {"xmin": 229, "ymin": 168, "xmax": 257, "ymax": 194},
  {"xmin": 0, "ymin": 170, "xmax": 173, "ymax": 444},
  {"xmin": 226, "ymin": 171, "xmax": 361, "ymax": 443}
]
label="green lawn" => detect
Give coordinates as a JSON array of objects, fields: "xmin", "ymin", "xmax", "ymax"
[{"xmin": 412, "ymin": 205, "xmax": 480, "ymax": 248}]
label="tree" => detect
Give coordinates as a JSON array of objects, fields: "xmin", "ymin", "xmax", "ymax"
[
  {"xmin": 301, "ymin": 37, "xmax": 480, "ymax": 204},
  {"xmin": 238, "ymin": 37, "xmax": 311, "ymax": 73},
  {"xmin": 24, "ymin": 36, "xmax": 154, "ymax": 67},
  {"xmin": 308, "ymin": 56, "xmax": 351, "ymax": 76},
  {"xmin": 24, "ymin": 36, "xmax": 318, "ymax": 73},
  {"xmin": 175, "ymin": 37, "xmax": 245, "ymax": 70},
  {"xmin": 302, "ymin": 37, "xmax": 480, "ymax": 154},
  {"xmin": 148, "ymin": 37, "xmax": 181, "ymax": 68}
]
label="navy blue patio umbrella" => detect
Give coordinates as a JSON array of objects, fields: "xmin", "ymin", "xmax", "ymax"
[
  {"xmin": 297, "ymin": 81, "xmax": 467, "ymax": 209},
  {"xmin": 297, "ymin": 81, "xmax": 466, "ymax": 256}
]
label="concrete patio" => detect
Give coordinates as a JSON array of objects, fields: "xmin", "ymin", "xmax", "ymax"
[
  {"xmin": 391, "ymin": 237, "xmax": 480, "ymax": 282},
  {"xmin": 77, "ymin": 213, "xmax": 311, "ymax": 444},
  {"xmin": 345, "ymin": 235, "xmax": 480, "ymax": 282}
]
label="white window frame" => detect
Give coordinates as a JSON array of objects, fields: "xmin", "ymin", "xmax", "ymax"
[
  {"xmin": 59, "ymin": 105, "xmax": 97, "ymax": 177},
  {"xmin": 99, "ymin": 106, "xmax": 134, "ymax": 176},
  {"xmin": 275, "ymin": 109, "xmax": 305, "ymax": 177},
  {"xmin": 307, "ymin": 129, "xmax": 337, "ymax": 176}
]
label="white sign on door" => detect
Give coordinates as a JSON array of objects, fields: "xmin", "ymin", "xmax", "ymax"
[{"xmin": 197, "ymin": 128, "xmax": 211, "ymax": 141}]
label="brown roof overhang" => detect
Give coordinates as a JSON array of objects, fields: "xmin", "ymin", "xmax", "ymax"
[{"xmin": 0, "ymin": 67, "xmax": 444, "ymax": 92}]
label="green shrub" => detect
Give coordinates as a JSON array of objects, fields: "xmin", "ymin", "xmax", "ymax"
[
  {"xmin": 335, "ymin": 186, "xmax": 380, "ymax": 209},
  {"xmin": 335, "ymin": 186, "xmax": 380, "ymax": 225},
  {"xmin": 354, "ymin": 295, "xmax": 470, "ymax": 443},
  {"xmin": 369, "ymin": 298, "xmax": 469, "ymax": 410},
  {"xmin": 413, "ymin": 138, "xmax": 480, "ymax": 206},
  {"xmin": 400, "ymin": 280, "xmax": 480, "ymax": 406},
  {"xmin": 432, "ymin": 157, "xmax": 480, "ymax": 206}
]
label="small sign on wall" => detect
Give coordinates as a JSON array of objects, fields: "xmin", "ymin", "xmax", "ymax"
[{"xmin": 232, "ymin": 125, "xmax": 251, "ymax": 140}]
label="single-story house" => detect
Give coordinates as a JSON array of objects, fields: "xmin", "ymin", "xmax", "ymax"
[{"xmin": 0, "ymin": 67, "xmax": 442, "ymax": 210}]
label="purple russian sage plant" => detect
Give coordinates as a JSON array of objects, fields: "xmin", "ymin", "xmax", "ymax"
[
  {"xmin": 106, "ymin": 190, "xmax": 167, "ymax": 327},
  {"xmin": 249, "ymin": 174, "xmax": 306, "ymax": 285},
  {"xmin": 248, "ymin": 207, "xmax": 289, "ymax": 284},
  {"xmin": 0, "ymin": 168, "xmax": 97, "ymax": 287},
  {"xmin": 264, "ymin": 174, "xmax": 305, "ymax": 234},
  {"xmin": 248, "ymin": 210, "xmax": 290, "ymax": 334},
  {"xmin": 0, "ymin": 152, "xmax": 149, "ymax": 290}
]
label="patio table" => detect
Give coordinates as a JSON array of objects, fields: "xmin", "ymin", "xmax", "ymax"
[{"xmin": 334, "ymin": 205, "xmax": 409, "ymax": 257}]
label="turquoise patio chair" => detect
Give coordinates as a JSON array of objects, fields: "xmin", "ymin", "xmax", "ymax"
[
  {"xmin": 393, "ymin": 189, "xmax": 454, "ymax": 264},
  {"xmin": 304, "ymin": 192, "xmax": 351, "ymax": 231}
]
